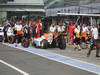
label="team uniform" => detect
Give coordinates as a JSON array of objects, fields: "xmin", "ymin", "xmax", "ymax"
[
  {"xmin": 15, "ymin": 24, "xmax": 23, "ymax": 42},
  {"xmin": 35, "ymin": 22, "xmax": 42, "ymax": 38},
  {"xmin": 57, "ymin": 26, "xmax": 63, "ymax": 32},
  {"xmin": 23, "ymin": 25, "xmax": 30, "ymax": 39},
  {"xmin": 49, "ymin": 25, "xmax": 56, "ymax": 33},
  {"xmin": 68, "ymin": 24, "xmax": 75, "ymax": 44},
  {"xmin": 3, "ymin": 23, "xmax": 11, "ymax": 42},
  {"xmin": 87, "ymin": 26, "xmax": 99, "ymax": 57},
  {"xmin": 30, "ymin": 23, "xmax": 37, "ymax": 38},
  {"xmin": 7, "ymin": 27, "xmax": 14, "ymax": 36},
  {"xmin": 74, "ymin": 26, "xmax": 81, "ymax": 45},
  {"xmin": 81, "ymin": 26, "xmax": 88, "ymax": 42}
]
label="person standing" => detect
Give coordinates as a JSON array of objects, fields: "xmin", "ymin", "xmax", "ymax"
[
  {"xmin": 73, "ymin": 25, "xmax": 81, "ymax": 51},
  {"xmin": 87, "ymin": 25, "xmax": 99, "ymax": 57},
  {"xmin": 14, "ymin": 21, "xmax": 23, "ymax": 47},
  {"xmin": 34, "ymin": 17, "xmax": 42, "ymax": 38},
  {"xmin": 98, "ymin": 25, "xmax": 100, "ymax": 37},
  {"xmin": 68, "ymin": 23, "xmax": 75, "ymax": 44},
  {"xmin": 23, "ymin": 22, "xmax": 30, "ymax": 39},
  {"xmin": 49, "ymin": 24, "xmax": 56, "ymax": 33},
  {"xmin": 3, "ymin": 20, "xmax": 11, "ymax": 42},
  {"xmin": 81, "ymin": 24, "xmax": 88, "ymax": 48}
]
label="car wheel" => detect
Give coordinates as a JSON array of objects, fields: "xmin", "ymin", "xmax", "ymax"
[
  {"xmin": 58, "ymin": 38, "xmax": 66, "ymax": 49},
  {"xmin": 22, "ymin": 38, "xmax": 30, "ymax": 48},
  {"xmin": 8, "ymin": 36, "xmax": 15, "ymax": 44},
  {"xmin": 41, "ymin": 40, "xmax": 48, "ymax": 49}
]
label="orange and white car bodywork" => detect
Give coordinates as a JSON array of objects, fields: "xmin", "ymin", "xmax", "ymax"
[{"xmin": 33, "ymin": 32, "xmax": 54, "ymax": 47}]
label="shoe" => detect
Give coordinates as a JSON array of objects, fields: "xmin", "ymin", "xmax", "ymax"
[
  {"xmin": 15, "ymin": 44, "xmax": 17, "ymax": 47},
  {"xmin": 78, "ymin": 49, "xmax": 81, "ymax": 51},
  {"xmin": 87, "ymin": 53, "xmax": 90, "ymax": 57},
  {"xmin": 96, "ymin": 55, "xmax": 100, "ymax": 57},
  {"xmin": 74, "ymin": 47, "xmax": 77, "ymax": 50}
]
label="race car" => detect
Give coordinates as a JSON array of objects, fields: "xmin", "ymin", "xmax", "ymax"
[
  {"xmin": 33, "ymin": 32, "xmax": 66, "ymax": 49},
  {"xmin": 33, "ymin": 32, "xmax": 53, "ymax": 49}
]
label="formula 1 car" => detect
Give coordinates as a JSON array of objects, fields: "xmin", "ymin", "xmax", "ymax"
[{"xmin": 33, "ymin": 32, "xmax": 66, "ymax": 49}]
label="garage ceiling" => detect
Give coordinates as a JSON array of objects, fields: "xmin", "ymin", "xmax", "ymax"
[{"xmin": 44, "ymin": 0, "xmax": 100, "ymax": 9}]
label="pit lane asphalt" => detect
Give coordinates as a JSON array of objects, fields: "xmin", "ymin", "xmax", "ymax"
[{"xmin": 0, "ymin": 43, "xmax": 97, "ymax": 75}]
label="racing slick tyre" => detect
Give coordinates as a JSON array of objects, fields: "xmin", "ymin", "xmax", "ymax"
[
  {"xmin": 58, "ymin": 38, "xmax": 66, "ymax": 49},
  {"xmin": 32, "ymin": 41, "xmax": 38, "ymax": 48},
  {"xmin": 22, "ymin": 38, "xmax": 30, "ymax": 48},
  {"xmin": 50, "ymin": 39, "xmax": 56, "ymax": 48},
  {"xmin": 8, "ymin": 36, "xmax": 15, "ymax": 44},
  {"xmin": 41, "ymin": 39, "xmax": 48, "ymax": 49}
]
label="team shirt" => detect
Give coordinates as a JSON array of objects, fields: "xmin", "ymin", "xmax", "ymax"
[
  {"xmin": 49, "ymin": 26, "xmax": 56, "ymax": 32},
  {"xmin": 82, "ymin": 26, "xmax": 88, "ymax": 38},
  {"xmin": 91, "ymin": 27, "xmax": 99, "ymax": 39},
  {"xmin": 74, "ymin": 26, "xmax": 81, "ymax": 38},
  {"xmin": 15, "ymin": 24, "xmax": 23, "ymax": 35},
  {"xmin": 7, "ymin": 27, "xmax": 14, "ymax": 36}
]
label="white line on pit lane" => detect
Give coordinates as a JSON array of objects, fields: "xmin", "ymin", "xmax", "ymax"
[{"xmin": 0, "ymin": 59, "xmax": 29, "ymax": 75}]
